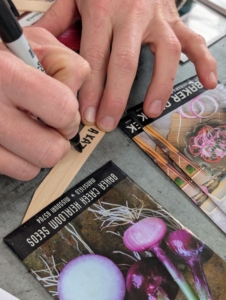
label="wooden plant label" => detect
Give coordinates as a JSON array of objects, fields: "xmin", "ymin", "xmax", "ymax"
[{"xmin": 22, "ymin": 125, "xmax": 104, "ymax": 223}]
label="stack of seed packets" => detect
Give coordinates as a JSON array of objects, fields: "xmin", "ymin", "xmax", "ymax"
[{"xmin": 119, "ymin": 76, "xmax": 226, "ymax": 234}]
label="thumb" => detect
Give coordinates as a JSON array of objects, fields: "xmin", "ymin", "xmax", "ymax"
[{"xmin": 35, "ymin": 0, "xmax": 80, "ymax": 37}]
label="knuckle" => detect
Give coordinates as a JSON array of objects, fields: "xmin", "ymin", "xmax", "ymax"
[
  {"xmin": 171, "ymin": 18, "xmax": 183, "ymax": 29},
  {"xmin": 37, "ymin": 138, "xmax": 70, "ymax": 167},
  {"xmin": 54, "ymin": 90, "xmax": 79, "ymax": 128},
  {"xmin": 66, "ymin": 55, "xmax": 91, "ymax": 89},
  {"xmin": 206, "ymin": 55, "xmax": 217, "ymax": 67},
  {"xmin": 84, "ymin": 47, "xmax": 108, "ymax": 72},
  {"xmin": 127, "ymin": 1, "xmax": 147, "ymax": 16},
  {"xmin": 106, "ymin": 96, "xmax": 126, "ymax": 112},
  {"xmin": 192, "ymin": 33, "xmax": 206, "ymax": 45},
  {"xmin": 114, "ymin": 49, "xmax": 137, "ymax": 73},
  {"xmin": 79, "ymin": 89, "xmax": 99, "ymax": 108},
  {"xmin": 19, "ymin": 164, "xmax": 40, "ymax": 181},
  {"xmin": 0, "ymin": 155, "xmax": 40, "ymax": 181},
  {"xmin": 201, "ymin": 54, "xmax": 217, "ymax": 69},
  {"xmin": 167, "ymin": 37, "xmax": 181, "ymax": 56},
  {"xmin": 154, "ymin": 20, "xmax": 181, "ymax": 56},
  {"xmin": 154, "ymin": 19, "xmax": 169, "ymax": 32},
  {"xmin": 83, "ymin": 2, "xmax": 110, "ymax": 27},
  {"xmin": 63, "ymin": 113, "xmax": 81, "ymax": 140},
  {"xmin": 77, "ymin": 58, "xmax": 91, "ymax": 80},
  {"xmin": 160, "ymin": 82, "xmax": 174, "ymax": 96}
]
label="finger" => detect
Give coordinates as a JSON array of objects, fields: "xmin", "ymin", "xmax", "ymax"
[
  {"xmin": 93, "ymin": 22, "xmax": 142, "ymax": 131},
  {"xmin": 78, "ymin": 9, "xmax": 112, "ymax": 126},
  {"xmin": 173, "ymin": 21, "xmax": 218, "ymax": 89},
  {"xmin": 34, "ymin": 0, "xmax": 78, "ymax": 36},
  {"xmin": 143, "ymin": 25, "xmax": 181, "ymax": 118},
  {"xmin": 37, "ymin": 45, "xmax": 90, "ymax": 96},
  {"xmin": 0, "ymin": 103, "xmax": 70, "ymax": 169},
  {"xmin": 24, "ymin": 27, "xmax": 91, "ymax": 95},
  {"xmin": 24, "ymin": 27, "xmax": 68, "ymax": 47},
  {"xmin": 0, "ymin": 145, "xmax": 40, "ymax": 181},
  {"xmin": 1, "ymin": 51, "xmax": 81, "ymax": 139}
]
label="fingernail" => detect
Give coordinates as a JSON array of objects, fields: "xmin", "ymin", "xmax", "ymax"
[
  {"xmin": 84, "ymin": 107, "xmax": 96, "ymax": 123},
  {"xmin": 149, "ymin": 100, "xmax": 163, "ymax": 116},
  {"xmin": 208, "ymin": 72, "xmax": 217, "ymax": 84},
  {"xmin": 99, "ymin": 116, "xmax": 116, "ymax": 131}
]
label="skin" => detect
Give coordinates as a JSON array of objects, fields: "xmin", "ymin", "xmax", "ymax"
[
  {"xmin": 36, "ymin": 0, "xmax": 218, "ymax": 133},
  {"xmin": 0, "ymin": 27, "xmax": 90, "ymax": 180}
]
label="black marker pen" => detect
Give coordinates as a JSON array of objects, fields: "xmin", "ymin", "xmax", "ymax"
[{"xmin": 0, "ymin": 0, "xmax": 83, "ymax": 153}]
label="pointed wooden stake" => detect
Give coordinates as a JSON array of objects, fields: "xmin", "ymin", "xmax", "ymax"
[{"xmin": 22, "ymin": 125, "xmax": 104, "ymax": 223}]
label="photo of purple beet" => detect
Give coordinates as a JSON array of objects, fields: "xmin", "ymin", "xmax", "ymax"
[
  {"xmin": 126, "ymin": 257, "xmax": 179, "ymax": 300},
  {"xmin": 11, "ymin": 163, "xmax": 226, "ymax": 300},
  {"xmin": 166, "ymin": 229, "xmax": 213, "ymax": 300},
  {"xmin": 123, "ymin": 217, "xmax": 199, "ymax": 300}
]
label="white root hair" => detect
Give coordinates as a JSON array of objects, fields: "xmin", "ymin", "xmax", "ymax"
[{"xmin": 88, "ymin": 194, "xmax": 182, "ymax": 230}]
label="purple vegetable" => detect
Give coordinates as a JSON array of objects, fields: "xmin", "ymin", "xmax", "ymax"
[
  {"xmin": 126, "ymin": 257, "xmax": 179, "ymax": 300},
  {"xmin": 123, "ymin": 217, "xmax": 198, "ymax": 300},
  {"xmin": 57, "ymin": 254, "xmax": 126, "ymax": 300},
  {"xmin": 187, "ymin": 125, "xmax": 226, "ymax": 163},
  {"xmin": 166, "ymin": 229, "xmax": 212, "ymax": 300}
]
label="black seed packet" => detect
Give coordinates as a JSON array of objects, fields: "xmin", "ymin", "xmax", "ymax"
[{"xmin": 4, "ymin": 161, "xmax": 226, "ymax": 299}]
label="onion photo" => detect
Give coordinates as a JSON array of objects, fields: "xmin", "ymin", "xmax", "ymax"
[{"xmin": 57, "ymin": 254, "xmax": 126, "ymax": 300}]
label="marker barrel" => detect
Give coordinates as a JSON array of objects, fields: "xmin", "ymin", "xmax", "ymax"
[{"xmin": 7, "ymin": 35, "xmax": 45, "ymax": 72}]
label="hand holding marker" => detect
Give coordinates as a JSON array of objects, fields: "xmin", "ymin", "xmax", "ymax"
[{"xmin": 0, "ymin": 0, "xmax": 83, "ymax": 153}]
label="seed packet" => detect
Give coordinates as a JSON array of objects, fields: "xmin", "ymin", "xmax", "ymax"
[
  {"xmin": 4, "ymin": 161, "xmax": 226, "ymax": 299},
  {"xmin": 119, "ymin": 76, "xmax": 226, "ymax": 233},
  {"xmin": 119, "ymin": 116, "xmax": 226, "ymax": 234},
  {"xmin": 0, "ymin": 288, "xmax": 20, "ymax": 300},
  {"xmin": 198, "ymin": 0, "xmax": 226, "ymax": 16},
  {"xmin": 180, "ymin": 1, "xmax": 226, "ymax": 62}
]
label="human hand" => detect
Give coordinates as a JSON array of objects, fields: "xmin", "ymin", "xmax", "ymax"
[
  {"xmin": 37, "ymin": 0, "xmax": 217, "ymax": 132},
  {"xmin": 0, "ymin": 27, "xmax": 90, "ymax": 180}
]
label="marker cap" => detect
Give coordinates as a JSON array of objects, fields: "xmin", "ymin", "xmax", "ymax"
[{"xmin": 0, "ymin": 0, "xmax": 22, "ymax": 43}]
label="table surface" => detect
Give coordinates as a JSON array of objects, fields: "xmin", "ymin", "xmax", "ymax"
[{"xmin": 0, "ymin": 39, "xmax": 226, "ymax": 299}]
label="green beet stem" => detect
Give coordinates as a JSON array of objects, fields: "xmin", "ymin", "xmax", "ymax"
[{"xmin": 152, "ymin": 245, "xmax": 199, "ymax": 300}]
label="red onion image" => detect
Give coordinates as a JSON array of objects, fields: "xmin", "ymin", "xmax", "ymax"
[
  {"xmin": 126, "ymin": 257, "xmax": 179, "ymax": 300},
  {"xmin": 123, "ymin": 217, "xmax": 198, "ymax": 299},
  {"xmin": 166, "ymin": 229, "xmax": 212, "ymax": 300}
]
